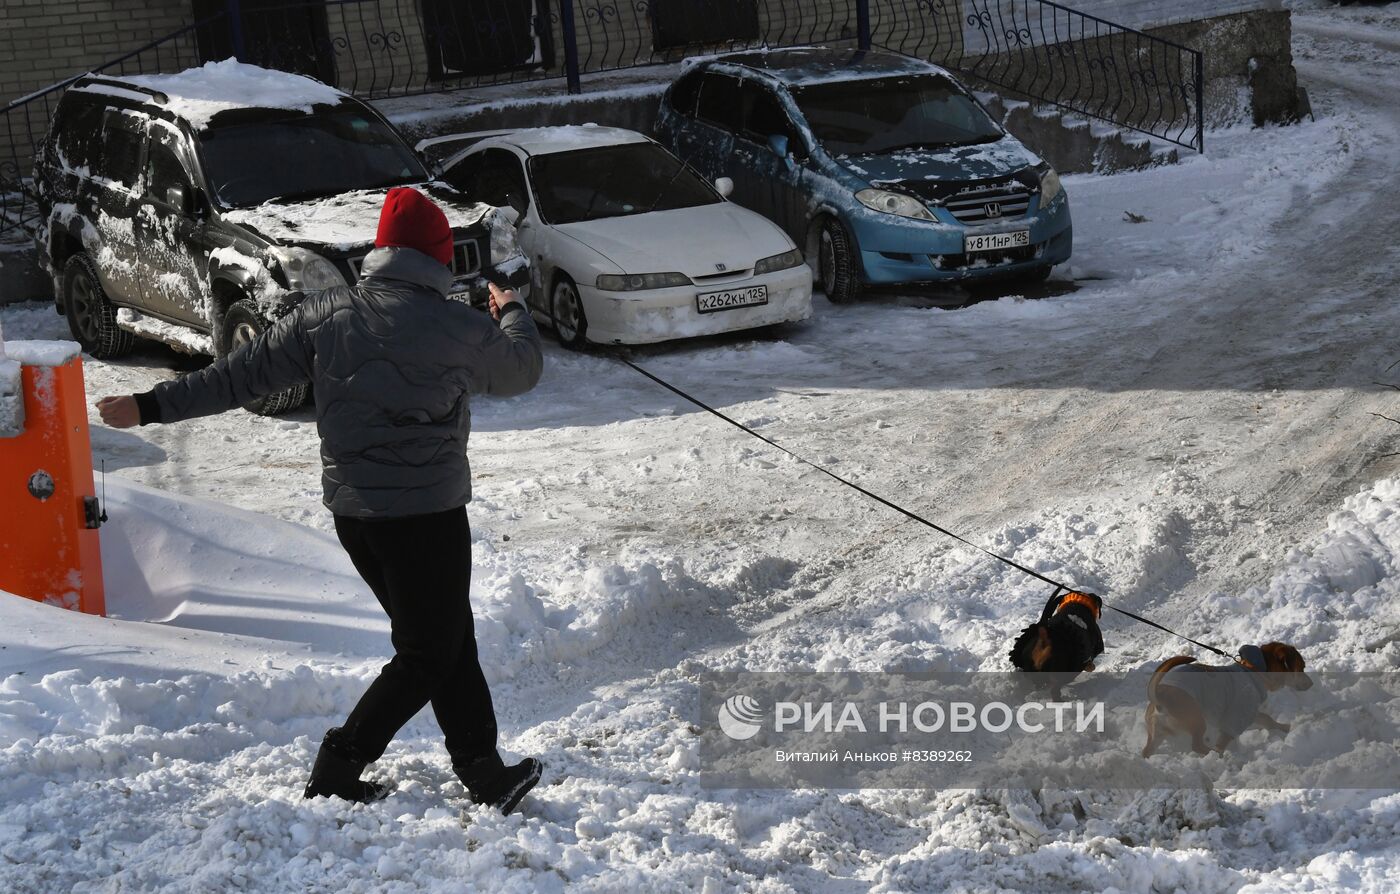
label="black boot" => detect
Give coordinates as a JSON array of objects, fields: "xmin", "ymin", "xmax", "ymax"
[
  {"xmin": 304, "ymin": 730, "xmax": 394, "ymax": 803},
  {"xmin": 456, "ymin": 755, "xmax": 542, "ymax": 815}
]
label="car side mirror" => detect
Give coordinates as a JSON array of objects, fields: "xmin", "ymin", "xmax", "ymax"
[
  {"xmin": 189, "ymin": 188, "xmax": 210, "ymax": 220},
  {"xmin": 714, "ymin": 176, "xmax": 734, "ymax": 198},
  {"xmin": 165, "ymin": 182, "xmax": 187, "ymax": 213},
  {"xmin": 418, "ymin": 151, "xmax": 445, "ymax": 180},
  {"xmin": 768, "ymin": 134, "xmax": 799, "ymax": 171}
]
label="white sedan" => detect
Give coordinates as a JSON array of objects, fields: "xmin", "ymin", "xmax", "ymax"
[{"xmin": 429, "ymin": 125, "xmax": 812, "ymax": 347}]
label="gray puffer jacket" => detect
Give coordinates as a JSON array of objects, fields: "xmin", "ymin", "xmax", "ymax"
[{"xmin": 143, "ymin": 247, "xmax": 543, "ymax": 517}]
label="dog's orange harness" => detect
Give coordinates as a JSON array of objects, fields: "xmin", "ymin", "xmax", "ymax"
[{"xmin": 1058, "ymin": 591, "xmax": 1102, "ymax": 619}]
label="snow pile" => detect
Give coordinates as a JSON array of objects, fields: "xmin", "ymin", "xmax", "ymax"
[
  {"xmin": 1, "ymin": 467, "xmax": 1398, "ymax": 891},
  {"xmin": 115, "ymin": 309, "xmax": 214, "ymax": 356},
  {"xmin": 1207, "ymin": 479, "xmax": 1400, "ymax": 667},
  {"xmin": 0, "ymin": 356, "xmax": 21, "ymax": 438},
  {"xmin": 126, "ymin": 60, "xmax": 344, "ymax": 130},
  {"xmin": 0, "ymin": 322, "xmax": 19, "ymax": 437},
  {"xmin": 1, "ymin": 339, "xmax": 80, "ymax": 368}
]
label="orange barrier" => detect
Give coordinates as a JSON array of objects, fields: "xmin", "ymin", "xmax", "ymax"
[{"xmin": 0, "ymin": 342, "xmax": 105, "ymax": 616}]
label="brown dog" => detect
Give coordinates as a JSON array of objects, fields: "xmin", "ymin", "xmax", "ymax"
[{"xmin": 1141, "ymin": 642, "xmax": 1312, "ymax": 757}]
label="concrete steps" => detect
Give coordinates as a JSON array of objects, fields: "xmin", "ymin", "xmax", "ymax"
[{"xmin": 975, "ymin": 91, "xmax": 1181, "ymax": 174}]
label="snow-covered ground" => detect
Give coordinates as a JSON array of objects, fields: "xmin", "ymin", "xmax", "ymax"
[{"xmin": 4, "ymin": 6, "xmax": 1400, "ymax": 891}]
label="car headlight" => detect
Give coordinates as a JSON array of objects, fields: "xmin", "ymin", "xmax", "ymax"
[
  {"xmin": 596, "ymin": 272, "xmax": 691, "ymax": 291},
  {"xmin": 1036, "ymin": 163, "xmax": 1064, "ymax": 207},
  {"xmin": 269, "ymin": 247, "xmax": 347, "ymax": 291},
  {"xmin": 753, "ymin": 248, "xmax": 804, "ymax": 275},
  {"xmin": 855, "ymin": 188, "xmax": 935, "ymax": 221}
]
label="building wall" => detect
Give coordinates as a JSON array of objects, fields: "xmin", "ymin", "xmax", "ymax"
[
  {"xmin": 0, "ymin": 0, "xmax": 200, "ymax": 172},
  {"xmin": 0, "ymin": 0, "xmax": 1295, "ymax": 170},
  {"xmin": 0, "ymin": 0, "xmax": 198, "ymax": 110}
]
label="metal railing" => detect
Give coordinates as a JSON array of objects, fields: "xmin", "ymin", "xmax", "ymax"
[
  {"xmin": 873, "ymin": 0, "xmax": 1204, "ymax": 151},
  {"xmin": 1, "ymin": 0, "xmax": 1204, "ymax": 241}
]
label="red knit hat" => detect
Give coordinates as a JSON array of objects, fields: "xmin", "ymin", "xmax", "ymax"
[{"xmin": 375, "ymin": 187, "xmax": 454, "ymax": 267}]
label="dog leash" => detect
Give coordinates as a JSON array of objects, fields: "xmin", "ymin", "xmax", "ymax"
[
  {"xmin": 1098, "ymin": 603, "xmax": 1232, "ymax": 659},
  {"xmin": 619, "ymin": 356, "xmax": 1236, "ymax": 660},
  {"xmin": 621, "ymin": 357, "xmax": 1066, "ymax": 590}
]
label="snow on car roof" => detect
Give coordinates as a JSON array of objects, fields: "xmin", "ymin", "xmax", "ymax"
[
  {"xmin": 706, "ymin": 46, "xmax": 952, "ymax": 86},
  {"xmin": 495, "ymin": 125, "xmax": 651, "ymax": 156},
  {"xmin": 122, "ymin": 60, "xmax": 346, "ymax": 129}
]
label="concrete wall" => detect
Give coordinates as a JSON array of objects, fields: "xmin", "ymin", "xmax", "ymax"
[
  {"xmin": 1048, "ymin": 0, "xmax": 1279, "ymax": 31},
  {"xmin": 877, "ymin": 1, "xmax": 1301, "ymax": 137},
  {"xmin": 1153, "ymin": 8, "xmax": 1299, "ymax": 126}
]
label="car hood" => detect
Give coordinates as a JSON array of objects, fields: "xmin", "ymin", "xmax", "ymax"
[
  {"xmin": 836, "ymin": 135, "xmax": 1040, "ymax": 187},
  {"xmin": 554, "ymin": 202, "xmax": 792, "ymax": 277},
  {"xmin": 220, "ymin": 182, "xmax": 492, "ymax": 252}
]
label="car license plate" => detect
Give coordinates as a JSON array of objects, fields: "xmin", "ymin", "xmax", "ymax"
[
  {"xmin": 965, "ymin": 230, "xmax": 1030, "ymax": 253},
  {"xmin": 697, "ymin": 285, "xmax": 768, "ymax": 314}
]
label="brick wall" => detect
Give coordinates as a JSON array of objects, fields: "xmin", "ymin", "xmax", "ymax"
[
  {"xmin": 0, "ymin": 0, "xmax": 200, "ymax": 173},
  {"xmin": 0, "ymin": 0, "xmax": 198, "ymax": 110}
]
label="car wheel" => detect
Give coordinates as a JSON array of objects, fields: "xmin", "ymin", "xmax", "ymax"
[
  {"xmin": 63, "ymin": 253, "xmax": 136, "ymax": 359},
  {"xmin": 551, "ymin": 274, "xmax": 589, "ymax": 349},
  {"xmin": 818, "ymin": 217, "xmax": 862, "ymax": 304},
  {"xmin": 219, "ymin": 298, "xmax": 309, "ymax": 416}
]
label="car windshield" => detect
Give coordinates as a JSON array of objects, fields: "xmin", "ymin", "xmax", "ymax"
[
  {"xmin": 791, "ymin": 75, "xmax": 1003, "ymax": 156},
  {"xmin": 528, "ymin": 143, "xmax": 718, "ymax": 225},
  {"xmin": 199, "ymin": 107, "xmax": 427, "ymax": 207}
]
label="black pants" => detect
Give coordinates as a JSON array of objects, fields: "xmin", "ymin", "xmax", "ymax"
[{"xmin": 330, "ymin": 507, "xmax": 499, "ymax": 770}]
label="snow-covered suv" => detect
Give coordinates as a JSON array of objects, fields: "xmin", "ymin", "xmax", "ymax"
[{"xmin": 32, "ymin": 61, "xmax": 525, "ymax": 415}]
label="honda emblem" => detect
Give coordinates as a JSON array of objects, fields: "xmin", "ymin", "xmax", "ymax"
[
  {"xmin": 984, "ymin": 202, "xmax": 1002, "ymax": 218},
  {"xmin": 715, "ymin": 262, "xmax": 727, "ymax": 271}
]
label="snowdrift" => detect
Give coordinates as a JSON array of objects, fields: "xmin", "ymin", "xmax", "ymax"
[{"xmin": 1, "ymin": 469, "xmax": 1397, "ymax": 892}]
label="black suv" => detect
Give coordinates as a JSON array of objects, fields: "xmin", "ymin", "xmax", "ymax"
[{"xmin": 33, "ymin": 63, "xmax": 525, "ymax": 414}]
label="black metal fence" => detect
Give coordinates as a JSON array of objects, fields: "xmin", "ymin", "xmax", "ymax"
[
  {"xmin": 205, "ymin": 0, "xmax": 865, "ymax": 97},
  {"xmin": 873, "ymin": 0, "xmax": 1204, "ymax": 152},
  {"xmin": 1, "ymin": 0, "xmax": 1204, "ymax": 240}
]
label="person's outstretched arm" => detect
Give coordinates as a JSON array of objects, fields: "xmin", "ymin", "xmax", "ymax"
[
  {"xmin": 477, "ymin": 283, "xmax": 543, "ymax": 398},
  {"xmin": 97, "ymin": 293, "xmax": 327, "ymax": 428}
]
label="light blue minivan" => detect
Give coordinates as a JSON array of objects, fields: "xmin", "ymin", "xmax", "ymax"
[{"xmin": 655, "ymin": 47, "xmax": 1072, "ymax": 302}]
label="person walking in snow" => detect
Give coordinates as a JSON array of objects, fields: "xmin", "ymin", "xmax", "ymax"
[{"xmin": 96, "ymin": 187, "xmax": 545, "ymax": 814}]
